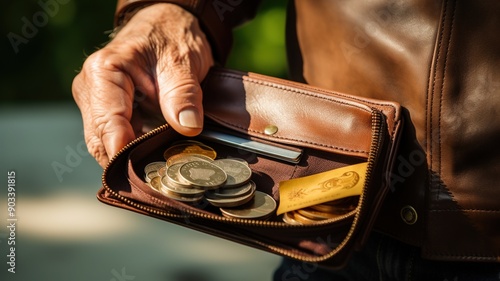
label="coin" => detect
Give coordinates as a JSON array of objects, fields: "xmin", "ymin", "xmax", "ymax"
[
  {"xmin": 144, "ymin": 161, "xmax": 166, "ymax": 182},
  {"xmin": 166, "ymin": 163, "xmax": 192, "ymax": 188},
  {"xmin": 179, "ymin": 161, "xmax": 227, "ymax": 189},
  {"xmin": 160, "ymin": 188, "xmax": 204, "ymax": 203},
  {"xmin": 220, "ymin": 191, "xmax": 276, "ymax": 220},
  {"xmin": 212, "ymin": 159, "xmax": 252, "ymax": 187},
  {"xmin": 225, "ymin": 157, "xmax": 249, "ymax": 166},
  {"xmin": 296, "ymin": 208, "xmax": 343, "ymax": 220},
  {"xmin": 158, "ymin": 166, "xmax": 167, "ymax": 177},
  {"xmin": 282, "ymin": 212, "xmax": 303, "ymax": 225},
  {"xmin": 148, "ymin": 176, "xmax": 162, "ymax": 192},
  {"xmin": 160, "ymin": 176, "xmax": 205, "ymax": 196},
  {"xmin": 163, "ymin": 143, "xmax": 217, "ymax": 161},
  {"xmin": 206, "ymin": 181, "xmax": 255, "ymax": 199},
  {"xmin": 310, "ymin": 197, "xmax": 358, "ymax": 214},
  {"xmin": 166, "ymin": 153, "xmax": 213, "ymax": 167},
  {"xmin": 205, "ymin": 185, "xmax": 256, "ymax": 208},
  {"xmin": 290, "ymin": 210, "xmax": 320, "ymax": 225},
  {"xmin": 171, "ymin": 139, "xmax": 207, "ymax": 146}
]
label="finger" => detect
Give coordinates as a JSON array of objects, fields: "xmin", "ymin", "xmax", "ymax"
[
  {"xmin": 73, "ymin": 50, "xmax": 141, "ymax": 165},
  {"xmin": 73, "ymin": 76, "xmax": 111, "ymax": 168},
  {"xmin": 99, "ymin": 114, "xmax": 136, "ymax": 160},
  {"xmin": 157, "ymin": 67, "xmax": 204, "ymax": 137}
]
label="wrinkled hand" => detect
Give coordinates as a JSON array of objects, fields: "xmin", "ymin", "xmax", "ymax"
[{"xmin": 72, "ymin": 4, "xmax": 214, "ymax": 167}]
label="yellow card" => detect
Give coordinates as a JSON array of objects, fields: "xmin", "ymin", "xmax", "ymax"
[{"xmin": 276, "ymin": 162, "xmax": 367, "ymax": 215}]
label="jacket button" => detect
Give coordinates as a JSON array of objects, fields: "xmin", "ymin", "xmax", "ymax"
[{"xmin": 400, "ymin": 205, "xmax": 418, "ymax": 225}]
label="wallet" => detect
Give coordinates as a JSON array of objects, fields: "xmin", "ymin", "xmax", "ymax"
[{"xmin": 97, "ymin": 67, "xmax": 403, "ymax": 268}]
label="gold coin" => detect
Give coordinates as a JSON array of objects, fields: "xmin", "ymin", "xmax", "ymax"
[
  {"xmin": 296, "ymin": 208, "xmax": 343, "ymax": 220},
  {"xmin": 163, "ymin": 142, "xmax": 217, "ymax": 161},
  {"xmin": 291, "ymin": 210, "xmax": 320, "ymax": 225},
  {"xmin": 171, "ymin": 139, "xmax": 206, "ymax": 146},
  {"xmin": 148, "ymin": 176, "xmax": 162, "ymax": 192},
  {"xmin": 310, "ymin": 204, "xmax": 356, "ymax": 214},
  {"xmin": 166, "ymin": 153, "xmax": 213, "ymax": 167},
  {"xmin": 282, "ymin": 212, "xmax": 303, "ymax": 225}
]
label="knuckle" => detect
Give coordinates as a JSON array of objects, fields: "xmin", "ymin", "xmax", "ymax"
[{"xmin": 84, "ymin": 49, "xmax": 122, "ymax": 73}]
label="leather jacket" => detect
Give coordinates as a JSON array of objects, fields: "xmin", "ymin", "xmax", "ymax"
[{"xmin": 115, "ymin": 0, "xmax": 500, "ymax": 263}]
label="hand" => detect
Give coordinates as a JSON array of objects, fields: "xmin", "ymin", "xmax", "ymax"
[{"xmin": 72, "ymin": 4, "xmax": 214, "ymax": 167}]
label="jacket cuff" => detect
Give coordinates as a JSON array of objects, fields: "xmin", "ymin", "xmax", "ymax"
[{"xmin": 115, "ymin": 0, "xmax": 257, "ymax": 64}]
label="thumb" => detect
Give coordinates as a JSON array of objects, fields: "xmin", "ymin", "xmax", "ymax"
[{"xmin": 158, "ymin": 68, "xmax": 204, "ymax": 137}]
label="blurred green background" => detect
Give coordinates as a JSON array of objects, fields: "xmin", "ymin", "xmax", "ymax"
[
  {"xmin": 1, "ymin": 0, "xmax": 288, "ymax": 103},
  {"xmin": 1, "ymin": 1, "xmax": 287, "ymax": 280}
]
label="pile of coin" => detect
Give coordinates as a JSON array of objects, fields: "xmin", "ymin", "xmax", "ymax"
[
  {"xmin": 282, "ymin": 197, "xmax": 359, "ymax": 225},
  {"xmin": 143, "ymin": 140, "xmax": 276, "ymax": 220}
]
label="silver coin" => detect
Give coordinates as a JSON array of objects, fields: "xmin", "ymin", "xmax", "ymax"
[
  {"xmin": 158, "ymin": 166, "xmax": 167, "ymax": 177},
  {"xmin": 212, "ymin": 159, "xmax": 252, "ymax": 187},
  {"xmin": 144, "ymin": 161, "xmax": 166, "ymax": 174},
  {"xmin": 160, "ymin": 176, "xmax": 205, "ymax": 196},
  {"xmin": 166, "ymin": 163, "xmax": 192, "ymax": 188},
  {"xmin": 145, "ymin": 170, "xmax": 159, "ymax": 183},
  {"xmin": 144, "ymin": 161, "xmax": 166, "ymax": 181},
  {"xmin": 206, "ymin": 184, "xmax": 256, "ymax": 207},
  {"xmin": 166, "ymin": 153, "xmax": 213, "ymax": 167},
  {"xmin": 160, "ymin": 188, "xmax": 204, "ymax": 203},
  {"xmin": 225, "ymin": 157, "xmax": 249, "ymax": 166},
  {"xmin": 179, "ymin": 161, "xmax": 227, "ymax": 189},
  {"xmin": 206, "ymin": 181, "xmax": 255, "ymax": 199},
  {"xmin": 220, "ymin": 191, "xmax": 277, "ymax": 220}
]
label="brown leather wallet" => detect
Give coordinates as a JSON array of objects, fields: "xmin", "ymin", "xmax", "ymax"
[{"xmin": 97, "ymin": 67, "xmax": 403, "ymax": 268}]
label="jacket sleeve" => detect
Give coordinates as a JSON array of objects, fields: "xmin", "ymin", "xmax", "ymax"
[{"xmin": 115, "ymin": 0, "xmax": 262, "ymax": 64}]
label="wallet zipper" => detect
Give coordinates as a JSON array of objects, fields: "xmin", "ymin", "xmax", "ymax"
[{"xmin": 102, "ymin": 110, "xmax": 384, "ymax": 261}]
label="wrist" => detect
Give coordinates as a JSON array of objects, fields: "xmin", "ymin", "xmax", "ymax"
[
  {"xmin": 111, "ymin": 3, "xmax": 188, "ymax": 38},
  {"xmin": 114, "ymin": 0, "xmax": 234, "ymax": 64}
]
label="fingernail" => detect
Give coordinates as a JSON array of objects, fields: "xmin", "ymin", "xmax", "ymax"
[{"xmin": 179, "ymin": 108, "xmax": 202, "ymax": 129}]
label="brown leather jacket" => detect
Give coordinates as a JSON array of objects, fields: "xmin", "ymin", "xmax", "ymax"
[{"xmin": 115, "ymin": 0, "xmax": 500, "ymax": 263}]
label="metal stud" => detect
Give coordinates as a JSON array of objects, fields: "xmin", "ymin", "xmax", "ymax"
[
  {"xmin": 264, "ymin": 125, "xmax": 278, "ymax": 136},
  {"xmin": 400, "ymin": 205, "xmax": 418, "ymax": 225}
]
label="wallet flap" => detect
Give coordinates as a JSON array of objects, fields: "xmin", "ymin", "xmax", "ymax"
[{"xmin": 202, "ymin": 68, "xmax": 401, "ymax": 158}]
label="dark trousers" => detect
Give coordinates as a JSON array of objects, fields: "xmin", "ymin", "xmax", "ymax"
[{"xmin": 273, "ymin": 232, "xmax": 500, "ymax": 281}]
